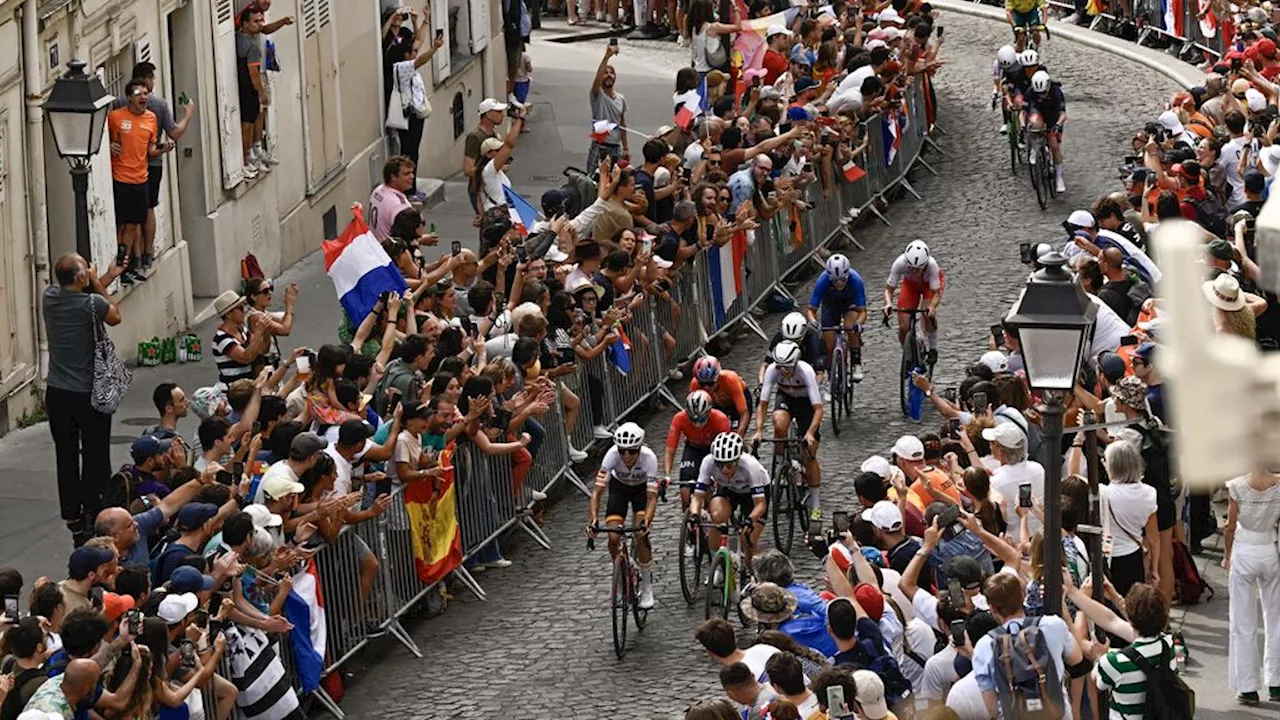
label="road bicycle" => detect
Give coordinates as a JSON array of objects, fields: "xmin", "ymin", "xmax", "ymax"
[
  {"xmin": 1004, "ymin": 97, "xmax": 1024, "ymax": 176},
  {"xmin": 695, "ymin": 516, "xmax": 756, "ymax": 623},
  {"xmin": 1013, "ymin": 22, "xmax": 1049, "ymax": 53},
  {"xmin": 755, "ymin": 435, "xmax": 811, "ymax": 555},
  {"xmin": 821, "ymin": 324, "xmax": 860, "ymax": 435},
  {"xmin": 674, "ymin": 479, "xmax": 710, "ymax": 605},
  {"xmin": 587, "ymin": 524, "xmax": 650, "ymax": 659},
  {"xmin": 1026, "ymin": 124, "xmax": 1057, "ymax": 210},
  {"xmin": 884, "ymin": 306, "xmax": 934, "ymax": 416}
]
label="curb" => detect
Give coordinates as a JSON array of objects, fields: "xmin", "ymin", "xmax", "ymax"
[{"xmin": 932, "ymin": 0, "xmax": 1205, "ymax": 89}]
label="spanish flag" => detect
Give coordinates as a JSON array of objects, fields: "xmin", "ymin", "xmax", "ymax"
[{"xmin": 406, "ymin": 442, "xmax": 463, "ymax": 585}]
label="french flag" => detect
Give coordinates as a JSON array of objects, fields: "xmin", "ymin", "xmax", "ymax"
[
  {"xmin": 707, "ymin": 229, "xmax": 748, "ymax": 329},
  {"xmin": 882, "ymin": 110, "xmax": 901, "ymax": 168},
  {"xmin": 323, "ymin": 206, "xmax": 408, "ymax": 325},
  {"xmin": 674, "ymin": 90, "xmax": 702, "ymax": 131},
  {"xmin": 607, "ymin": 325, "xmax": 633, "ymax": 375},
  {"xmin": 503, "ymin": 186, "xmax": 538, "ymax": 236},
  {"xmin": 284, "ymin": 560, "xmax": 327, "ymax": 693}
]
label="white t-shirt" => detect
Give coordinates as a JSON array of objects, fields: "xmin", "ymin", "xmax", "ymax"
[
  {"xmin": 900, "ymin": 617, "xmax": 940, "ymax": 691},
  {"xmin": 390, "ymin": 429, "xmax": 423, "ymax": 483},
  {"xmin": 919, "ymin": 645, "xmax": 959, "ymax": 701},
  {"xmin": 1088, "ymin": 294, "xmax": 1128, "ymax": 356},
  {"xmin": 479, "ymin": 161, "xmax": 511, "ymax": 211},
  {"xmin": 742, "ymin": 643, "xmax": 781, "ymax": 682},
  {"xmin": 1101, "ymin": 482, "xmax": 1157, "ymax": 558},
  {"xmin": 991, "ymin": 459, "xmax": 1046, "ymax": 545},
  {"xmin": 945, "ymin": 673, "xmax": 991, "ymax": 720},
  {"xmin": 1219, "ymin": 135, "xmax": 1249, "ymax": 207},
  {"xmin": 324, "ymin": 441, "xmax": 372, "ymax": 496}
]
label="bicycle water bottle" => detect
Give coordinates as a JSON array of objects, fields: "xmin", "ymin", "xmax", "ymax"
[{"xmin": 907, "ymin": 374, "xmax": 925, "ymax": 421}]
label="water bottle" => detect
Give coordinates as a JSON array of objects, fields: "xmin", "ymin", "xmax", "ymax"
[
  {"xmin": 1173, "ymin": 636, "xmax": 1187, "ymax": 673},
  {"xmin": 907, "ymin": 372, "xmax": 925, "ymax": 421}
]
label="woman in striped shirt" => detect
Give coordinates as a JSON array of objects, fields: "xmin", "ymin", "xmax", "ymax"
[{"xmin": 1094, "ymin": 584, "xmax": 1174, "ymax": 719}]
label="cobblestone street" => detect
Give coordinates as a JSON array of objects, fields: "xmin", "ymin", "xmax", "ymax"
[{"xmin": 330, "ymin": 11, "xmax": 1209, "ymax": 720}]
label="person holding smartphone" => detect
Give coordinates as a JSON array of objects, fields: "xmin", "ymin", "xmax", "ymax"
[{"xmin": 382, "ymin": 2, "xmax": 444, "ymax": 202}]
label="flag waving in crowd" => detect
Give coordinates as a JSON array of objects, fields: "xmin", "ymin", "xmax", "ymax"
[{"xmin": 323, "ymin": 204, "xmax": 408, "ymax": 325}]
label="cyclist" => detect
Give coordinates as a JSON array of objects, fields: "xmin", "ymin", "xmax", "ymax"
[
  {"xmin": 806, "ymin": 253, "xmax": 867, "ymax": 386},
  {"xmin": 1006, "ymin": 48, "xmax": 1041, "ymax": 119},
  {"xmin": 993, "ymin": 45, "xmax": 1020, "ymax": 134},
  {"xmin": 691, "ymin": 356, "xmax": 753, "ymax": 437},
  {"xmin": 759, "ymin": 311, "xmax": 823, "ymax": 387},
  {"xmin": 588, "ymin": 422, "xmax": 659, "ymax": 609},
  {"xmin": 883, "ymin": 240, "xmax": 944, "ymax": 366},
  {"xmin": 754, "ymin": 340, "xmax": 824, "ymax": 523},
  {"xmin": 688, "ymin": 432, "xmax": 768, "ymax": 568},
  {"xmin": 1027, "ymin": 69, "xmax": 1067, "ymax": 193},
  {"xmin": 664, "ymin": 390, "xmax": 731, "ymax": 513},
  {"xmin": 1005, "ymin": 0, "xmax": 1046, "ymax": 52}
]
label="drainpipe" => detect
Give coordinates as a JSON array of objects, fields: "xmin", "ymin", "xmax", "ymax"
[{"xmin": 21, "ymin": 0, "xmax": 50, "ymax": 383}]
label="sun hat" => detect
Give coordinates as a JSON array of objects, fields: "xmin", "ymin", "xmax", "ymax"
[
  {"xmin": 738, "ymin": 582, "xmax": 799, "ymax": 624},
  {"xmin": 1202, "ymin": 273, "xmax": 1246, "ymax": 311},
  {"xmin": 213, "ymin": 290, "xmax": 246, "ymax": 317},
  {"xmin": 1110, "ymin": 375, "xmax": 1149, "ymax": 409}
]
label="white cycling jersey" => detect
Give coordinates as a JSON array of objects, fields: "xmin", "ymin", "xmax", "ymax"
[
  {"xmin": 596, "ymin": 445, "xmax": 660, "ymax": 488},
  {"xmin": 886, "ymin": 254, "xmax": 942, "ymax": 290},
  {"xmin": 695, "ymin": 453, "xmax": 770, "ymax": 495},
  {"xmin": 761, "ymin": 360, "xmax": 823, "ymax": 403}
]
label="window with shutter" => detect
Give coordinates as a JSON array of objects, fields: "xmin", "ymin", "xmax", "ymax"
[
  {"xmin": 0, "ymin": 114, "xmax": 12, "ymax": 376},
  {"xmin": 432, "ymin": 0, "xmax": 450, "ymax": 82},
  {"xmin": 211, "ymin": 0, "xmax": 244, "ymax": 188},
  {"xmin": 467, "ymin": 0, "xmax": 489, "ymax": 54},
  {"xmin": 299, "ymin": 0, "xmax": 342, "ymax": 188}
]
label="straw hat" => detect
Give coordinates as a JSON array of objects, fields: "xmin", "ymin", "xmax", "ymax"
[
  {"xmin": 213, "ymin": 290, "xmax": 246, "ymax": 317},
  {"xmin": 1202, "ymin": 274, "xmax": 1246, "ymax": 312}
]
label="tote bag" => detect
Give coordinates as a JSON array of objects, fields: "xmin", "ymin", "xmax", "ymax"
[{"xmin": 89, "ymin": 300, "xmax": 131, "ymax": 414}]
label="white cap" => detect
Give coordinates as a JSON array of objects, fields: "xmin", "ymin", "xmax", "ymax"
[
  {"xmin": 877, "ymin": 8, "xmax": 904, "ymax": 24},
  {"xmin": 866, "ymin": 39, "xmax": 888, "ymax": 51},
  {"xmin": 891, "ymin": 435, "xmax": 925, "ymax": 461},
  {"xmin": 157, "ymin": 592, "xmax": 199, "ymax": 624},
  {"xmin": 1262, "ymin": 144, "xmax": 1280, "ymax": 176},
  {"xmin": 861, "ymin": 454, "xmax": 892, "ymax": 478},
  {"xmin": 544, "ymin": 245, "xmax": 569, "ymax": 263},
  {"xmin": 653, "ymin": 166, "xmax": 671, "ymax": 187},
  {"xmin": 766, "ymin": 23, "xmax": 793, "ymax": 37},
  {"xmin": 682, "ymin": 142, "xmax": 705, "ymax": 168},
  {"xmin": 477, "ymin": 97, "xmax": 509, "ymax": 114},
  {"xmin": 1067, "ymin": 209, "xmax": 1096, "ymax": 228},
  {"xmin": 1157, "ymin": 110, "xmax": 1184, "ymax": 135},
  {"xmin": 1247, "ymin": 87, "xmax": 1267, "ymax": 112},
  {"xmin": 860, "ymin": 500, "xmax": 904, "ymax": 531},
  {"xmin": 979, "ymin": 350, "xmax": 1009, "ymax": 374},
  {"xmin": 883, "ymin": 27, "xmax": 905, "ymax": 40},
  {"xmin": 852, "ymin": 670, "xmax": 890, "ymax": 719},
  {"xmin": 982, "ymin": 422, "xmax": 1028, "ymax": 449},
  {"xmin": 244, "ymin": 504, "xmax": 282, "ymax": 529}
]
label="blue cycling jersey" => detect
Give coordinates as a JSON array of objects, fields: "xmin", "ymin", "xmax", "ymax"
[{"xmin": 809, "ymin": 270, "xmax": 867, "ymax": 312}]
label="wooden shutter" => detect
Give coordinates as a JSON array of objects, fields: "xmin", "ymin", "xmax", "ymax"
[
  {"xmin": 468, "ymin": 0, "xmax": 489, "ymax": 54},
  {"xmin": 0, "ymin": 114, "xmax": 12, "ymax": 374},
  {"xmin": 317, "ymin": 0, "xmax": 342, "ymax": 175},
  {"xmin": 87, "ymin": 66, "xmax": 118, "ymax": 291},
  {"xmin": 212, "ymin": 0, "xmax": 244, "ymax": 188},
  {"xmin": 432, "ymin": 0, "xmax": 450, "ymax": 82},
  {"xmin": 300, "ymin": 0, "xmax": 342, "ymax": 186}
]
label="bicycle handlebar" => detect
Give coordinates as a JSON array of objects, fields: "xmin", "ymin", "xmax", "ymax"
[{"xmin": 586, "ymin": 523, "xmax": 647, "ymax": 550}]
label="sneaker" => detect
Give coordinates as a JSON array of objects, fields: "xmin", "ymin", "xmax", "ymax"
[
  {"xmin": 809, "ymin": 507, "xmax": 822, "ymax": 523},
  {"xmin": 1055, "ymin": 177, "xmax": 1066, "ymax": 193},
  {"xmin": 667, "ymin": 368, "xmax": 684, "ymax": 381},
  {"xmin": 482, "ymin": 558, "xmax": 513, "ymax": 569},
  {"xmin": 1238, "ymin": 692, "xmax": 1260, "ymax": 705},
  {"xmin": 638, "ymin": 582, "xmax": 655, "ymax": 609},
  {"xmin": 592, "ymin": 425, "xmax": 612, "ymax": 439},
  {"xmin": 677, "ymin": 35, "xmax": 689, "ymax": 48},
  {"xmin": 1000, "ymin": 123, "xmax": 1008, "ymax": 134},
  {"xmin": 242, "ymin": 164, "xmax": 259, "ymax": 180},
  {"xmin": 531, "ymin": 489, "xmax": 548, "ymax": 502},
  {"xmin": 141, "ymin": 253, "xmax": 153, "ymax": 270},
  {"xmin": 852, "ymin": 364, "xmax": 864, "ymax": 382},
  {"xmin": 254, "ymin": 158, "xmax": 271, "ymax": 174},
  {"xmin": 129, "ymin": 269, "xmax": 148, "ymax": 283},
  {"xmin": 569, "ymin": 446, "xmax": 588, "ymax": 463},
  {"xmin": 120, "ymin": 272, "xmax": 136, "ymax": 286},
  {"xmin": 468, "ymin": 563, "xmax": 486, "ymax": 574}
]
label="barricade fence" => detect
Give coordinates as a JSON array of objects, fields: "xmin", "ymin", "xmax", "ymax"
[{"xmin": 203, "ymin": 79, "xmax": 938, "ymax": 719}]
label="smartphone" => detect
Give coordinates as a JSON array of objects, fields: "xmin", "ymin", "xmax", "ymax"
[
  {"xmin": 826, "ymin": 684, "xmax": 847, "ymax": 715},
  {"xmin": 936, "ymin": 25, "xmax": 945, "ymax": 37},
  {"xmin": 802, "ymin": 162, "xmax": 814, "ymax": 175},
  {"xmin": 990, "ymin": 323, "xmax": 1005, "ymax": 347},
  {"xmin": 948, "ymin": 577, "xmax": 964, "ymax": 600},
  {"xmin": 945, "ymin": 417, "xmax": 961, "ymax": 438},
  {"xmin": 208, "ymin": 618, "xmax": 224, "ymax": 644},
  {"xmin": 2, "ymin": 594, "xmax": 18, "ymax": 621},
  {"xmin": 124, "ymin": 609, "xmax": 143, "ymax": 636},
  {"xmin": 939, "ymin": 504, "xmax": 962, "ymax": 541},
  {"xmin": 178, "ymin": 91, "xmax": 191, "ymax": 106},
  {"xmin": 832, "ymin": 511, "xmax": 849, "ymax": 534},
  {"xmin": 950, "ymin": 618, "xmax": 967, "ymax": 647},
  {"xmin": 1018, "ymin": 483, "xmax": 1033, "ymax": 508},
  {"xmin": 516, "ymin": 245, "xmax": 527, "ymax": 263},
  {"xmin": 215, "ymin": 469, "xmax": 234, "ymax": 485},
  {"xmin": 779, "ymin": 121, "xmax": 793, "ymax": 134},
  {"xmin": 609, "ymin": 37, "xmax": 618, "ymax": 47},
  {"xmin": 1232, "ymin": 57, "xmax": 1243, "ymax": 72},
  {"xmin": 179, "ymin": 640, "xmax": 197, "ymax": 668},
  {"xmin": 1018, "ymin": 241, "xmax": 1033, "ymax": 265},
  {"xmin": 970, "ymin": 391, "xmax": 987, "ymax": 411},
  {"xmin": 451, "ymin": 240, "xmax": 462, "ymax": 256},
  {"xmin": 194, "ymin": 609, "xmax": 209, "ymax": 629},
  {"xmin": 1119, "ymin": 334, "xmax": 1140, "ymax": 347},
  {"xmin": 435, "ymin": 29, "xmax": 444, "ymax": 42}
]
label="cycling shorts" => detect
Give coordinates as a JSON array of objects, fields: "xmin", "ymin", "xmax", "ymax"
[
  {"xmin": 899, "ymin": 270, "xmax": 946, "ymax": 311},
  {"xmin": 820, "ymin": 304, "xmax": 862, "ymax": 330},
  {"xmin": 1011, "ymin": 8, "xmax": 1041, "ymax": 27},
  {"xmin": 713, "ymin": 487, "xmax": 764, "ymax": 521},
  {"xmin": 776, "ymin": 394, "xmax": 821, "ymax": 443},
  {"xmin": 679, "ymin": 443, "xmax": 711, "ymax": 483},
  {"xmin": 606, "ymin": 476, "xmax": 651, "ymax": 519},
  {"xmin": 716, "ymin": 386, "xmax": 753, "ymax": 429}
]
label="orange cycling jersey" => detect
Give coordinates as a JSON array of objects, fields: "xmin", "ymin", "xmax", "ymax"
[
  {"xmin": 666, "ymin": 409, "xmax": 731, "ymax": 451},
  {"xmin": 907, "ymin": 467, "xmax": 962, "ymax": 512},
  {"xmin": 690, "ymin": 371, "xmax": 750, "ymax": 416}
]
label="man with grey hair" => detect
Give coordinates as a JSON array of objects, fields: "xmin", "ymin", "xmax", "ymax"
[
  {"xmin": 752, "ymin": 549, "xmax": 837, "ymax": 656},
  {"xmin": 727, "ymin": 154, "xmax": 773, "ymax": 218},
  {"xmin": 982, "ymin": 423, "xmax": 1044, "ymax": 545}
]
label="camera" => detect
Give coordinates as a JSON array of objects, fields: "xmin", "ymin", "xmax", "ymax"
[{"xmin": 805, "ymin": 511, "xmax": 858, "ymax": 560}]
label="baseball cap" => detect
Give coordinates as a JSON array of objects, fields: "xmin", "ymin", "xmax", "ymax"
[
  {"xmin": 1096, "ymin": 351, "xmax": 1127, "ymax": 383},
  {"xmin": 759, "ymin": 86, "xmax": 782, "ymax": 101},
  {"xmin": 261, "ymin": 472, "xmax": 306, "ymax": 501},
  {"xmin": 891, "ymin": 435, "xmax": 924, "ymax": 461},
  {"xmin": 289, "ymin": 432, "xmax": 328, "ymax": 460},
  {"xmin": 1233, "ymin": 78, "xmax": 1253, "ymax": 96},
  {"xmin": 131, "ymin": 435, "xmax": 173, "ymax": 464},
  {"xmin": 102, "ymin": 592, "xmax": 135, "ymax": 623},
  {"xmin": 477, "ymin": 97, "xmax": 508, "ymax": 114},
  {"xmin": 1125, "ymin": 167, "xmax": 1150, "ymax": 184},
  {"xmin": 1247, "ymin": 88, "xmax": 1267, "ymax": 112},
  {"xmin": 68, "ymin": 546, "xmax": 114, "ymax": 578},
  {"xmin": 1262, "ymin": 38, "xmax": 1279, "ymax": 58},
  {"xmin": 176, "ymin": 502, "xmax": 219, "ymax": 530},
  {"xmin": 244, "ymin": 504, "xmax": 283, "ymax": 529},
  {"xmin": 865, "ymin": 39, "xmax": 888, "ymax": 51},
  {"xmin": 852, "ymin": 670, "xmax": 890, "ymax": 719},
  {"xmin": 766, "ymin": 23, "xmax": 793, "ymax": 38},
  {"xmin": 1207, "ymin": 238, "xmax": 1235, "ymax": 260},
  {"xmin": 853, "ymin": 583, "xmax": 885, "ymax": 621},
  {"xmin": 979, "ymin": 350, "xmax": 1009, "ymax": 374},
  {"xmin": 157, "ymin": 592, "xmax": 199, "ymax": 625},
  {"xmin": 338, "ymin": 419, "xmax": 373, "ymax": 447},
  {"xmin": 1157, "ymin": 110, "xmax": 1185, "ymax": 136},
  {"xmin": 544, "ymin": 245, "xmax": 569, "ymax": 263},
  {"xmin": 168, "ymin": 566, "xmax": 216, "ymax": 594},
  {"xmin": 877, "ymin": 8, "xmax": 904, "ymax": 24},
  {"xmin": 793, "ymin": 78, "xmax": 820, "ymax": 95},
  {"xmin": 541, "ymin": 188, "xmax": 570, "ymax": 215},
  {"xmin": 480, "ymin": 137, "xmax": 505, "ymax": 155},
  {"xmin": 1172, "ymin": 160, "xmax": 1201, "ymax": 179},
  {"xmin": 942, "ymin": 556, "xmax": 987, "ymax": 590},
  {"xmin": 1067, "ymin": 209, "xmax": 1096, "ymax": 228},
  {"xmin": 981, "ymin": 423, "xmax": 1027, "ymax": 449},
  {"xmin": 860, "ymin": 500, "xmax": 904, "ymax": 531},
  {"xmin": 860, "ymin": 455, "xmax": 892, "ymax": 478},
  {"xmin": 1245, "ymin": 169, "xmax": 1267, "ymax": 193}
]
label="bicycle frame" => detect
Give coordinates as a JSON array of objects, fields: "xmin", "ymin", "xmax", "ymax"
[
  {"xmin": 698, "ymin": 518, "xmax": 755, "ymax": 622},
  {"xmin": 588, "ymin": 524, "xmax": 649, "ymax": 659},
  {"xmin": 886, "ymin": 306, "xmax": 931, "ymax": 415},
  {"xmin": 820, "ymin": 325, "xmax": 859, "ymax": 434},
  {"xmin": 755, "ymin": 435, "xmax": 810, "ymax": 554}
]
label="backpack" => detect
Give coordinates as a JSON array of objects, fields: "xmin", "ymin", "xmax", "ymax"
[
  {"xmin": 847, "ymin": 637, "xmax": 913, "ymax": 705},
  {"xmin": 1186, "ymin": 193, "xmax": 1228, "ymax": 238},
  {"xmin": 102, "ymin": 465, "xmax": 145, "ymax": 510},
  {"xmin": 1120, "ymin": 640, "xmax": 1195, "ymax": 720},
  {"xmin": 990, "ymin": 618, "xmax": 1065, "ymax": 720},
  {"xmin": 0, "ymin": 664, "xmax": 49, "ymax": 720},
  {"xmin": 375, "ymin": 358, "xmax": 422, "ymax": 416},
  {"xmin": 1124, "ymin": 277, "xmax": 1153, "ymax": 326},
  {"xmin": 1170, "ymin": 537, "xmax": 1214, "ymax": 605}
]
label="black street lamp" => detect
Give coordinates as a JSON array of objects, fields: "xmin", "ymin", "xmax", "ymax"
[
  {"xmin": 1004, "ymin": 251, "xmax": 1097, "ymax": 616},
  {"xmin": 44, "ymin": 59, "xmax": 114, "ymax": 261}
]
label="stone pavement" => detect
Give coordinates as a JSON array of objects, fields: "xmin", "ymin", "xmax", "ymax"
[{"xmin": 0, "ymin": 8, "xmax": 1258, "ymax": 719}]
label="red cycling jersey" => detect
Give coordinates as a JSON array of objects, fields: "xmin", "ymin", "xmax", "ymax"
[
  {"xmin": 689, "ymin": 370, "xmax": 750, "ymax": 416},
  {"xmin": 666, "ymin": 409, "xmax": 731, "ymax": 451}
]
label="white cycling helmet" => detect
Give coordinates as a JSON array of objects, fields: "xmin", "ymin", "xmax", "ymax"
[
  {"xmin": 1031, "ymin": 70, "xmax": 1051, "ymax": 94},
  {"xmin": 780, "ymin": 312, "xmax": 808, "ymax": 341},
  {"xmin": 687, "ymin": 390, "xmax": 713, "ymax": 421},
  {"xmin": 997, "ymin": 45, "xmax": 1018, "ymax": 69},
  {"xmin": 904, "ymin": 240, "xmax": 930, "ymax": 269},
  {"xmin": 710, "ymin": 432, "xmax": 744, "ymax": 463},
  {"xmin": 1018, "ymin": 48, "xmax": 1039, "ymax": 68},
  {"xmin": 614, "ymin": 422, "xmax": 645, "ymax": 450},
  {"xmin": 826, "ymin": 253, "xmax": 853, "ymax": 281},
  {"xmin": 774, "ymin": 340, "xmax": 802, "ymax": 368}
]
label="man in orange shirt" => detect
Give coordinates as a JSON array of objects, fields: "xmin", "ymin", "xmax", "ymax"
[
  {"xmin": 890, "ymin": 434, "xmax": 960, "ymax": 513},
  {"xmin": 108, "ymin": 80, "xmax": 165, "ymax": 286}
]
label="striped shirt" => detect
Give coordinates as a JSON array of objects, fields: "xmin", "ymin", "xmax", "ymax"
[
  {"xmin": 212, "ymin": 327, "xmax": 256, "ymax": 385},
  {"xmin": 1094, "ymin": 634, "xmax": 1175, "ymax": 719}
]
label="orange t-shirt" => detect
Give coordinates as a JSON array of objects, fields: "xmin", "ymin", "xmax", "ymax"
[
  {"xmin": 666, "ymin": 409, "xmax": 731, "ymax": 451},
  {"xmin": 107, "ymin": 107, "xmax": 158, "ymax": 185},
  {"xmin": 907, "ymin": 467, "xmax": 961, "ymax": 512},
  {"xmin": 690, "ymin": 370, "xmax": 749, "ymax": 416}
]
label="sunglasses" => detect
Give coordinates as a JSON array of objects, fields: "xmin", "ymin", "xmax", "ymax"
[
  {"xmin": 620, "ymin": 448, "xmax": 640, "ymax": 456},
  {"xmin": 716, "ymin": 460, "xmax": 737, "ymax": 469},
  {"xmin": 255, "ymin": 286, "xmax": 274, "ymax": 295}
]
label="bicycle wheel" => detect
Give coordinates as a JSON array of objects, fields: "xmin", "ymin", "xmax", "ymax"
[
  {"xmin": 1043, "ymin": 146, "xmax": 1057, "ymax": 200},
  {"xmin": 1029, "ymin": 142, "xmax": 1049, "ymax": 210},
  {"xmin": 678, "ymin": 517, "xmax": 704, "ymax": 605},
  {"xmin": 632, "ymin": 562, "xmax": 649, "ymax": 630},
  {"xmin": 612, "ymin": 556, "xmax": 629, "ymax": 659},
  {"xmin": 704, "ymin": 550, "xmax": 728, "ymax": 620},
  {"xmin": 830, "ymin": 345, "xmax": 844, "ymax": 436},
  {"xmin": 899, "ymin": 327, "xmax": 917, "ymax": 416},
  {"xmin": 843, "ymin": 346, "xmax": 856, "ymax": 419},
  {"xmin": 771, "ymin": 461, "xmax": 796, "ymax": 555}
]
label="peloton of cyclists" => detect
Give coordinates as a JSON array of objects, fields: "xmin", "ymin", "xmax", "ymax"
[
  {"xmin": 688, "ymin": 432, "xmax": 769, "ymax": 568},
  {"xmin": 588, "ymin": 422, "xmax": 660, "ymax": 609},
  {"xmin": 883, "ymin": 240, "xmax": 944, "ymax": 367},
  {"xmin": 806, "ymin": 253, "xmax": 868, "ymax": 387},
  {"xmin": 754, "ymin": 339, "xmax": 825, "ymax": 523}
]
